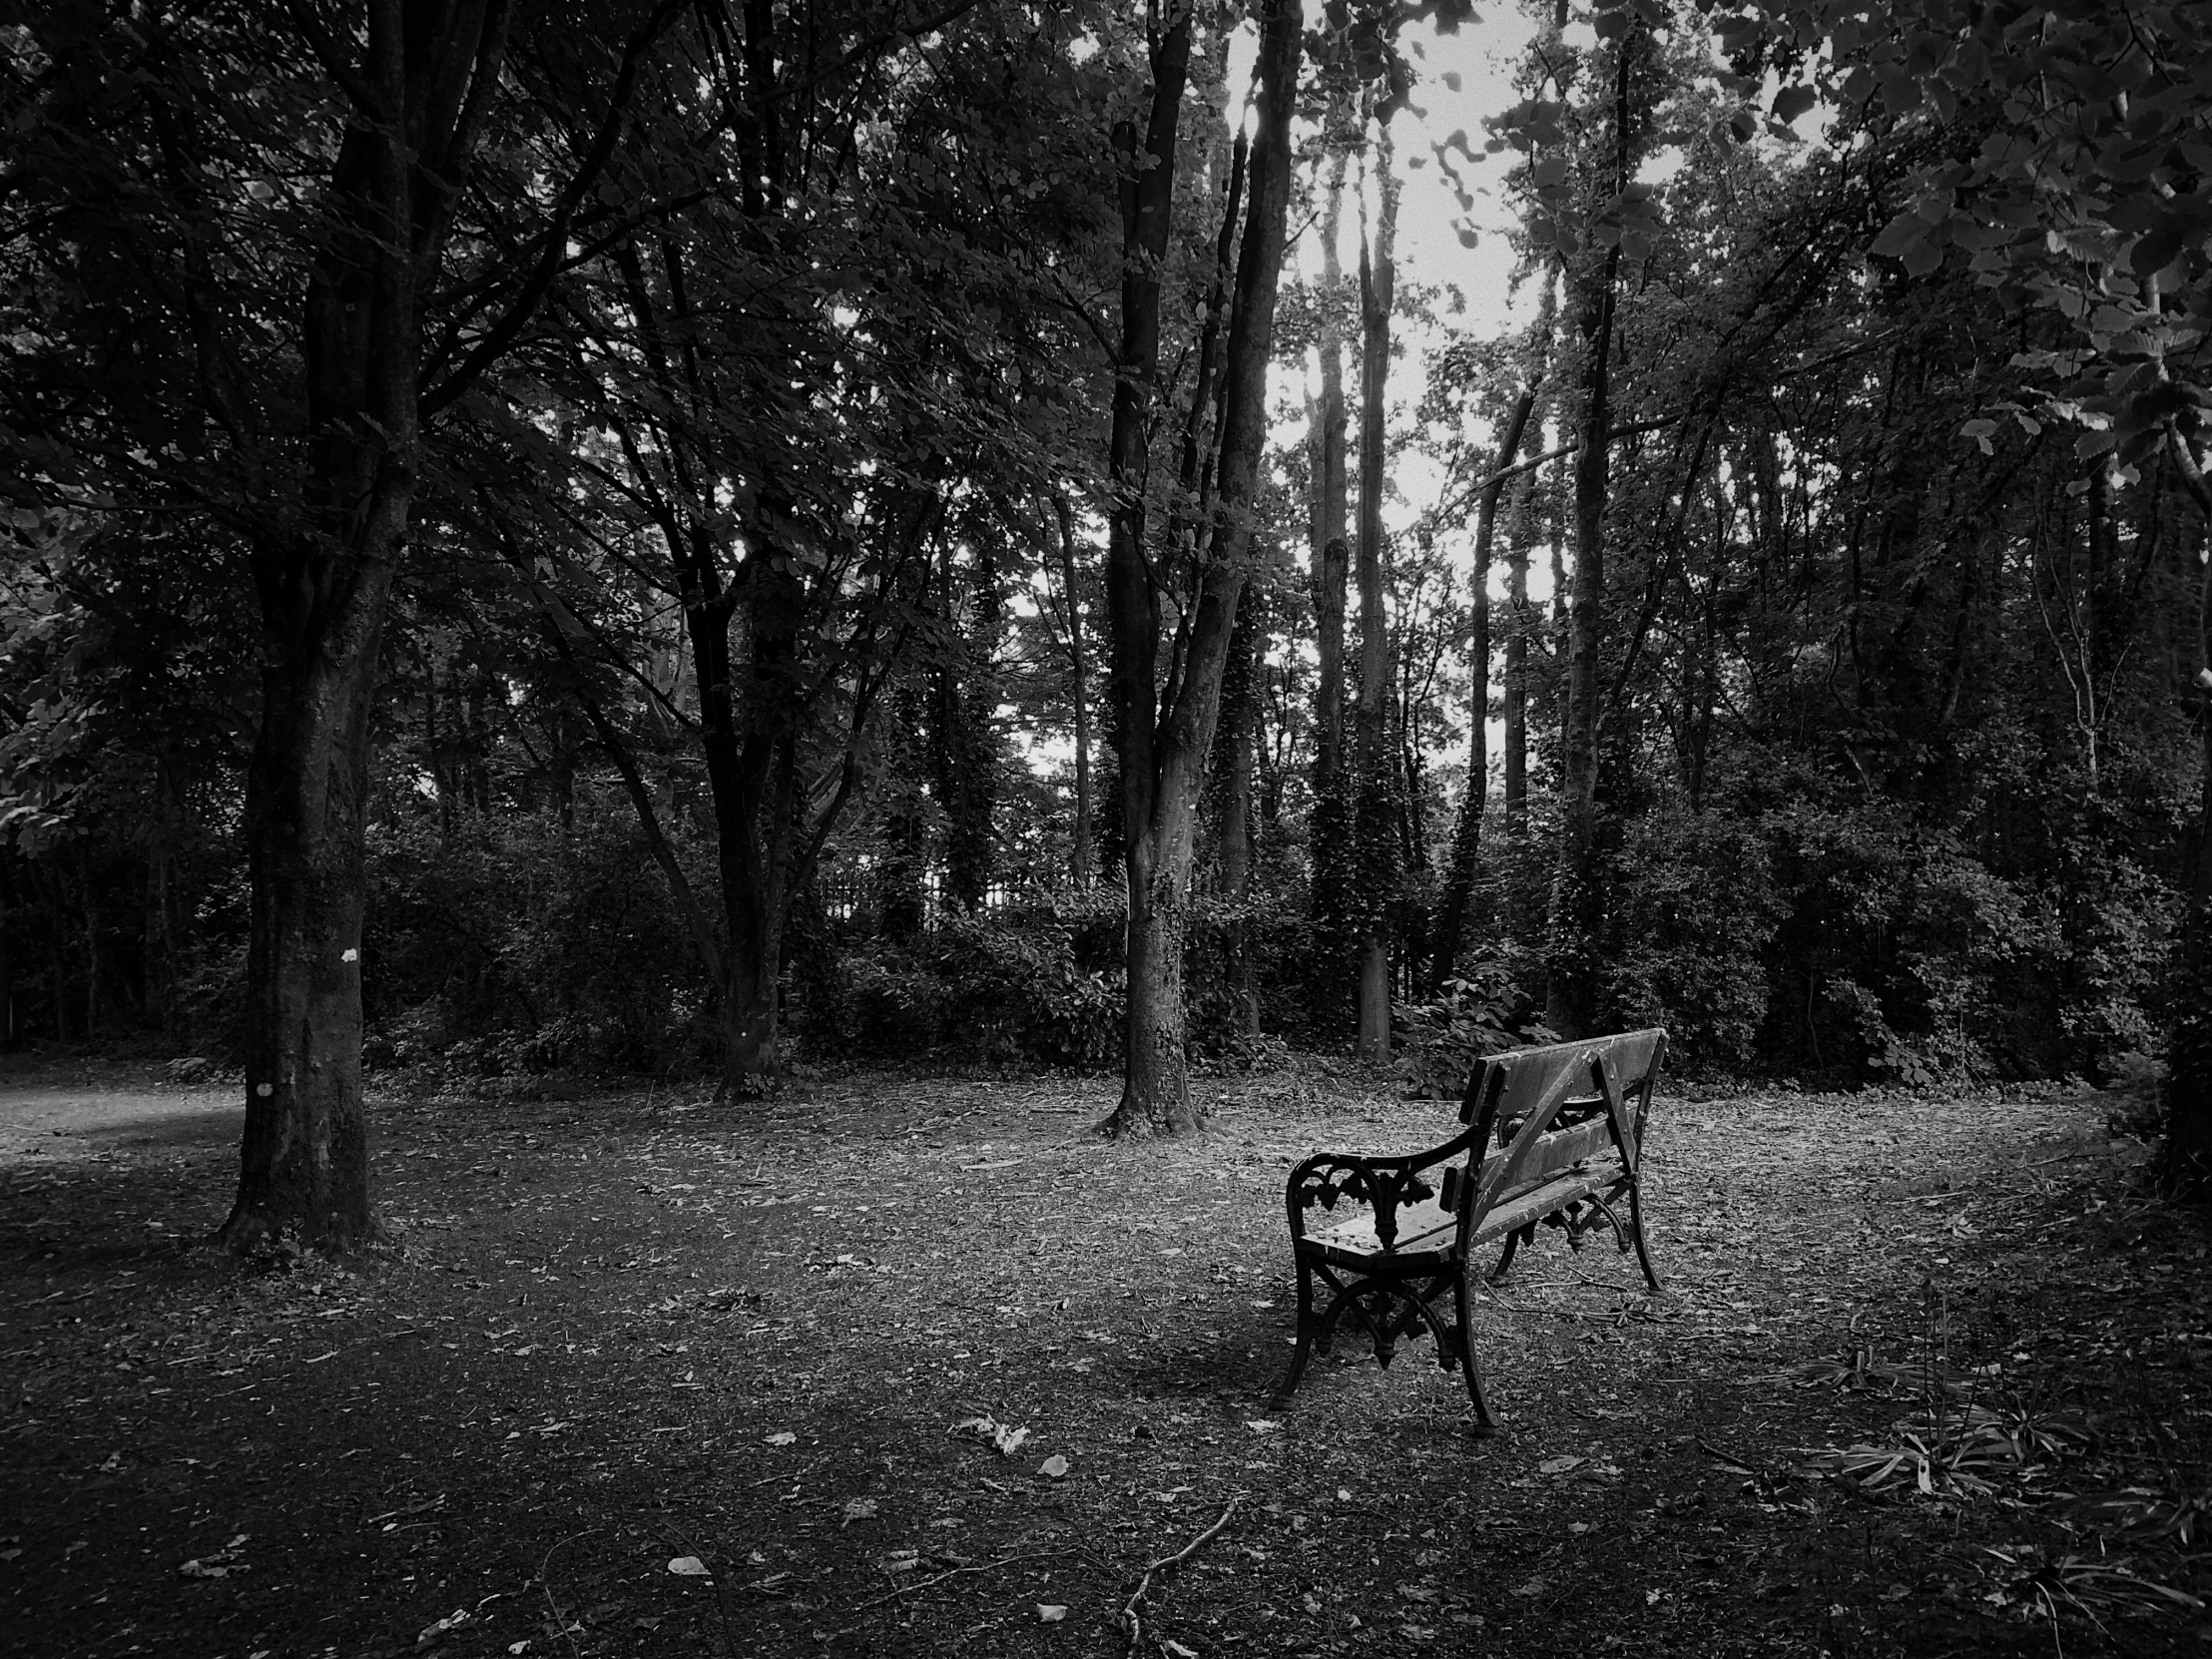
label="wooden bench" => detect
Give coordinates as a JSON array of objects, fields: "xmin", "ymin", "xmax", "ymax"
[{"xmin": 1277, "ymin": 1029, "xmax": 1667, "ymax": 1434}]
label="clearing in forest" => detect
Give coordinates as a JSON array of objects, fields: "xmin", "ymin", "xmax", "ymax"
[{"xmin": 1, "ymin": 1058, "xmax": 2207, "ymax": 1658}]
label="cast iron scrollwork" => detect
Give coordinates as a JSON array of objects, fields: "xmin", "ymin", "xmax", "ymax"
[{"xmin": 1289, "ymin": 1155, "xmax": 1436, "ymax": 1253}]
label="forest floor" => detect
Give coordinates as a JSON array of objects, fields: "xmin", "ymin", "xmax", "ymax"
[{"xmin": 1, "ymin": 1055, "xmax": 2208, "ymax": 1659}]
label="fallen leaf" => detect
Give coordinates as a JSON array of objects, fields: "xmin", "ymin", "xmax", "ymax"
[
  {"xmin": 953, "ymin": 1414, "xmax": 1031, "ymax": 1457},
  {"xmin": 1244, "ymin": 1419, "xmax": 1281, "ymax": 1432},
  {"xmin": 666, "ymin": 1556, "xmax": 711, "ymax": 1577},
  {"xmin": 765, "ymin": 1431, "xmax": 797, "ymax": 1446},
  {"xmin": 1164, "ymin": 1641, "xmax": 1199, "ymax": 1659},
  {"xmin": 1537, "ymin": 1454, "xmax": 1585, "ymax": 1475},
  {"xmin": 1510, "ymin": 1577, "xmax": 1547, "ymax": 1598},
  {"xmin": 415, "ymin": 1607, "xmax": 470, "ymax": 1649},
  {"xmin": 841, "ymin": 1498, "xmax": 879, "ymax": 1524},
  {"xmin": 1038, "ymin": 1454, "xmax": 1070, "ymax": 1479},
  {"xmin": 1036, "ymin": 1603, "xmax": 1068, "ymax": 1623},
  {"xmin": 179, "ymin": 1559, "xmax": 231, "ymax": 1579}
]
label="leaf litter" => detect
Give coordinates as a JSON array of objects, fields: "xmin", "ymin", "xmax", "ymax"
[{"xmin": 2, "ymin": 1062, "xmax": 2208, "ymax": 1656}]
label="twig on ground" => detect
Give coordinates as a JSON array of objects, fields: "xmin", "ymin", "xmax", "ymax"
[
  {"xmin": 856, "ymin": 1547, "xmax": 1070, "ymax": 1609},
  {"xmin": 536, "ymin": 1528, "xmax": 597, "ymax": 1659},
  {"xmin": 1120, "ymin": 1497, "xmax": 1241, "ymax": 1649}
]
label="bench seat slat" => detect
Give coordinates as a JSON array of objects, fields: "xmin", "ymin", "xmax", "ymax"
[
  {"xmin": 1470, "ymin": 1168, "xmax": 1618, "ymax": 1244},
  {"xmin": 1305, "ymin": 1197, "xmax": 1457, "ymax": 1261}
]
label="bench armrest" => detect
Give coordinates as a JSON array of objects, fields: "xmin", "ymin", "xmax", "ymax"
[{"xmin": 1284, "ymin": 1125, "xmax": 1486, "ymax": 1253}]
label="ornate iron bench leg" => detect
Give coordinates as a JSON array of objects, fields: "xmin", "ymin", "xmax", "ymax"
[
  {"xmin": 1488, "ymin": 1222, "xmax": 1536, "ymax": 1284},
  {"xmin": 1276, "ymin": 1257, "xmax": 1321, "ymax": 1398},
  {"xmin": 1623, "ymin": 1177, "xmax": 1662, "ymax": 1295},
  {"xmin": 1454, "ymin": 1265, "xmax": 1497, "ymax": 1436}
]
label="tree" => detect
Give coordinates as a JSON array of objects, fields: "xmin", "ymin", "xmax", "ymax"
[
  {"xmin": 1102, "ymin": 0, "xmax": 1304, "ymax": 1135},
  {"xmin": 2, "ymin": 0, "xmax": 706, "ymax": 1246},
  {"xmin": 1351, "ymin": 119, "xmax": 1402, "ymax": 1062}
]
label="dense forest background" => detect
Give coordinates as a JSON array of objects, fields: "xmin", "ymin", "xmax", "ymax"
[{"xmin": 4, "ymin": 0, "xmax": 2209, "ymax": 1172}]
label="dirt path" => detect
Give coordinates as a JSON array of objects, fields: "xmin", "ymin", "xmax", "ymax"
[
  {"xmin": 0, "ymin": 1076, "xmax": 241, "ymax": 1165},
  {"xmin": 0, "ymin": 1064, "xmax": 2205, "ymax": 1659}
]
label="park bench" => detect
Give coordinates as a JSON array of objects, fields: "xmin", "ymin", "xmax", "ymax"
[{"xmin": 1277, "ymin": 1029, "xmax": 1667, "ymax": 1434}]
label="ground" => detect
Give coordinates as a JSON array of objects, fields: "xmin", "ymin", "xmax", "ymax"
[{"xmin": 1, "ymin": 1055, "xmax": 2207, "ymax": 1659}]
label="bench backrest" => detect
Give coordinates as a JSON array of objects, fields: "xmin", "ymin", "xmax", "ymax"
[{"xmin": 1458, "ymin": 1029, "xmax": 1667, "ymax": 1216}]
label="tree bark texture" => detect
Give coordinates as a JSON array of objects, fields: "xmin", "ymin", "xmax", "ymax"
[
  {"xmin": 1218, "ymin": 587, "xmax": 1260, "ymax": 1039},
  {"xmin": 1104, "ymin": 0, "xmax": 1302, "ymax": 1136},
  {"xmin": 1312, "ymin": 145, "xmax": 1353, "ymax": 801},
  {"xmin": 1432, "ymin": 385, "xmax": 1540, "ymax": 991},
  {"xmin": 1546, "ymin": 31, "xmax": 1639, "ymax": 1041},
  {"xmin": 1353, "ymin": 123, "xmax": 1398, "ymax": 1063}
]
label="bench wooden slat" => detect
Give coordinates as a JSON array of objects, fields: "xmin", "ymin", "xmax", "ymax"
[{"xmin": 1471, "ymin": 1169, "xmax": 1616, "ymax": 1244}]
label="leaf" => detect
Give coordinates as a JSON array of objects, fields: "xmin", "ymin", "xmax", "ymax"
[
  {"xmin": 667, "ymin": 1556, "xmax": 711, "ymax": 1577},
  {"xmin": 840, "ymin": 1498, "xmax": 879, "ymax": 1524},
  {"xmin": 1537, "ymin": 1454, "xmax": 1585, "ymax": 1474},
  {"xmin": 1244, "ymin": 1419, "xmax": 1281, "ymax": 1432},
  {"xmin": 1509, "ymin": 1576, "xmax": 1547, "ymax": 1597},
  {"xmin": 1035, "ymin": 1603, "xmax": 1069, "ymax": 1622},
  {"xmin": 1440, "ymin": 72, "xmax": 1462, "ymax": 93},
  {"xmin": 955, "ymin": 1415, "xmax": 1032, "ymax": 1456},
  {"xmin": 1038, "ymin": 1454, "xmax": 1070, "ymax": 1478},
  {"xmin": 1772, "ymin": 85, "xmax": 1818, "ymax": 124},
  {"xmin": 1870, "ymin": 212, "xmax": 1929, "ymax": 263},
  {"xmin": 415, "ymin": 1608, "xmax": 471, "ymax": 1650},
  {"xmin": 765, "ymin": 1431, "xmax": 797, "ymax": 1445}
]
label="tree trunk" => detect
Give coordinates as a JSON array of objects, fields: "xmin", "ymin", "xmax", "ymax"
[
  {"xmin": 222, "ymin": 545, "xmax": 397, "ymax": 1249},
  {"xmin": 1503, "ymin": 278, "xmax": 1556, "ymax": 840},
  {"xmin": 1053, "ymin": 492, "xmax": 1096, "ymax": 890},
  {"xmin": 1312, "ymin": 146, "xmax": 1352, "ymax": 799},
  {"xmin": 1433, "ymin": 385, "xmax": 1540, "ymax": 989},
  {"xmin": 1353, "ymin": 121, "xmax": 1398, "ymax": 1064},
  {"xmin": 2161, "ymin": 427, "xmax": 2212, "ymax": 1194},
  {"xmin": 219, "ymin": 0, "xmax": 512, "ymax": 1249},
  {"xmin": 1219, "ymin": 588, "xmax": 1260, "ymax": 1039},
  {"xmin": 1104, "ymin": 0, "xmax": 1302, "ymax": 1136},
  {"xmin": 1545, "ymin": 31, "xmax": 1638, "ymax": 1040}
]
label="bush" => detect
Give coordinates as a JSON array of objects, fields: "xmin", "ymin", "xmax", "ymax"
[
  {"xmin": 823, "ymin": 913, "xmax": 1123, "ymax": 1070},
  {"xmin": 1393, "ymin": 947, "xmax": 1555, "ymax": 1101},
  {"xmin": 1596, "ymin": 808, "xmax": 1786, "ymax": 1075}
]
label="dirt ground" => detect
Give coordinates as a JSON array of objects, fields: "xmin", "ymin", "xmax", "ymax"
[{"xmin": 1, "ymin": 1055, "xmax": 2208, "ymax": 1659}]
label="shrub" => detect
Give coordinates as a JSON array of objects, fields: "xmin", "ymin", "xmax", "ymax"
[
  {"xmin": 1595, "ymin": 808, "xmax": 1786, "ymax": 1074},
  {"xmin": 1393, "ymin": 947, "xmax": 1555, "ymax": 1101}
]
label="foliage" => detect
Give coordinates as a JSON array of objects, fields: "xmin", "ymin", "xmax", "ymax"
[
  {"xmin": 1595, "ymin": 809, "xmax": 1787, "ymax": 1074},
  {"xmin": 363, "ymin": 791, "xmax": 714, "ymax": 1079},
  {"xmin": 830, "ymin": 916, "xmax": 1123, "ymax": 1072},
  {"xmin": 1392, "ymin": 949, "xmax": 1557, "ymax": 1101}
]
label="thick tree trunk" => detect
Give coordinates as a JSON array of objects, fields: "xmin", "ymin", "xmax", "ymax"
[
  {"xmin": 221, "ymin": 0, "xmax": 465, "ymax": 1250},
  {"xmin": 1353, "ymin": 123, "xmax": 1398, "ymax": 1063},
  {"xmin": 1104, "ymin": 0, "xmax": 1302, "ymax": 1136},
  {"xmin": 1546, "ymin": 34, "xmax": 1638, "ymax": 1040},
  {"xmin": 222, "ymin": 557, "xmax": 394, "ymax": 1249}
]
